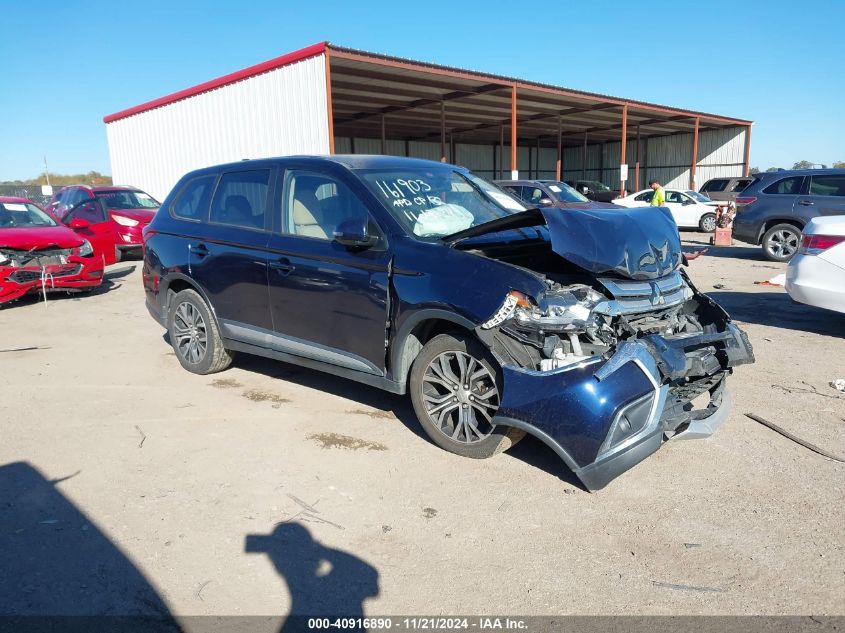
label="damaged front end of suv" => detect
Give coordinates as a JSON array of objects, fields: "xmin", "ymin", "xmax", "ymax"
[{"xmin": 448, "ymin": 205, "xmax": 754, "ymax": 490}]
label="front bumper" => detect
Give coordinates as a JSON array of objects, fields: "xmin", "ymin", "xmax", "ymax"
[
  {"xmin": 0, "ymin": 257, "xmax": 104, "ymax": 305},
  {"xmin": 492, "ymin": 324, "xmax": 753, "ymax": 491}
]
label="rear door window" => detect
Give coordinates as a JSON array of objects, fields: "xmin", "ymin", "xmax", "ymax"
[
  {"xmin": 763, "ymin": 176, "xmax": 805, "ymax": 195},
  {"xmin": 171, "ymin": 175, "xmax": 217, "ymax": 221},
  {"xmin": 809, "ymin": 175, "xmax": 845, "ymax": 197},
  {"xmin": 209, "ymin": 170, "xmax": 271, "ymax": 230}
]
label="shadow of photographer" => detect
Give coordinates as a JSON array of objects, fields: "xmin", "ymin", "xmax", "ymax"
[{"xmin": 246, "ymin": 522, "xmax": 379, "ymax": 632}]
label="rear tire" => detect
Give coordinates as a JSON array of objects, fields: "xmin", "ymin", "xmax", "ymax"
[
  {"xmin": 409, "ymin": 333, "xmax": 524, "ymax": 459},
  {"xmin": 761, "ymin": 223, "xmax": 801, "ymax": 262},
  {"xmin": 167, "ymin": 289, "xmax": 234, "ymax": 374},
  {"xmin": 699, "ymin": 213, "xmax": 717, "ymax": 233}
]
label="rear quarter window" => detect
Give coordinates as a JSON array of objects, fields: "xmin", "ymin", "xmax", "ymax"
[
  {"xmin": 703, "ymin": 179, "xmax": 728, "ymax": 192},
  {"xmin": 170, "ymin": 175, "xmax": 217, "ymax": 221}
]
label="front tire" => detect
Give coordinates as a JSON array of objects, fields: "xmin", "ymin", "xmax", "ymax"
[
  {"xmin": 699, "ymin": 213, "xmax": 717, "ymax": 233},
  {"xmin": 167, "ymin": 289, "xmax": 234, "ymax": 374},
  {"xmin": 409, "ymin": 333, "xmax": 524, "ymax": 459},
  {"xmin": 761, "ymin": 223, "xmax": 801, "ymax": 262}
]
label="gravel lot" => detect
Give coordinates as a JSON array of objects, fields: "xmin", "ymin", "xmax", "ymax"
[{"xmin": 1, "ymin": 232, "xmax": 843, "ymax": 621}]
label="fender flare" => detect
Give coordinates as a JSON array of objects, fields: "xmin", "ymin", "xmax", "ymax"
[
  {"xmin": 388, "ymin": 309, "xmax": 478, "ymax": 387},
  {"xmin": 756, "ymin": 217, "xmax": 805, "ymax": 243},
  {"xmin": 159, "ymin": 273, "xmax": 222, "ymax": 331}
]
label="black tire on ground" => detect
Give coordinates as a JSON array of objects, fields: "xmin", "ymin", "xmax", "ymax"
[
  {"xmin": 699, "ymin": 213, "xmax": 717, "ymax": 233},
  {"xmin": 761, "ymin": 223, "xmax": 802, "ymax": 262},
  {"xmin": 409, "ymin": 332, "xmax": 525, "ymax": 459},
  {"xmin": 167, "ymin": 289, "xmax": 234, "ymax": 374}
]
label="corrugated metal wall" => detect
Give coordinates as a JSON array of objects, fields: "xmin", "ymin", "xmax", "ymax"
[
  {"xmin": 337, "ymin": 127, "xmax": 745, "ymax": 192},
  {"xmin": 105, "ymin": 54, "xmax": 330, "ymax": 201}
]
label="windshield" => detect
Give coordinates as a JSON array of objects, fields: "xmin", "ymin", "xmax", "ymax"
[
  {"xmin": 357, "ymin": 168, "xmax": 528, "ymax": 239},
  {"xmin": 584, "ymin": 180, "xmax": 611, "ymax": 192},
  {"xmin": 686, "ymin": 190, "xmax": 711, "ymax": 203},
  {"xmin": 0, "ymin": 201, "xmax": 58, "ymax": 228},
  {"xmin": 542, "ymin": 181, "xmax": 589, "ymax": 203},
  {"xmin": 95, "ymin": 190, "xmax": 159, "ymax": 210}
]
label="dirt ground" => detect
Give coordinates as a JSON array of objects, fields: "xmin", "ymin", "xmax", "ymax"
[{"xmin": 0, "ymin": 232, "xmax": 843, "ymax": 622}]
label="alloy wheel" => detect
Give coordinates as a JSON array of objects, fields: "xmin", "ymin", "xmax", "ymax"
[
  {"xmin": 767, "ymin": 229, "xmax": 799, "ymax": 258},
  {"xmin": 420, "ymin": 351, "xmax": 499, "ymax": 444},
  {"xmin": 173, "ymin": 301, "xmax": 208, "ymax": 364},
  {"xmin": 701, "ymin": 215, "xmax": 716, "ymax": 232}
]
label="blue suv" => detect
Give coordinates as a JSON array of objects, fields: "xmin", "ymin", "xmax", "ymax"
[{"xmin": 142, "ymin": 156, "xmax": 754, "ymax": 490}]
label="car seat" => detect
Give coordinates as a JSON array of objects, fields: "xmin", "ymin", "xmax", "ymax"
[
  {"xmin": 223, "ymin": 195, "xmax": 254, "ymax": 227},
  {"xmin": 291, "ymin": 187, "xmax": 327, "ymax": 239}
]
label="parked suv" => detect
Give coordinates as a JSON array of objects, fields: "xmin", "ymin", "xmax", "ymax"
[
  {"xmin": 699, "ymin": 176, "xmax": 753, "ymax": 202},
  {"xmin": 495, "ymin": 179, "xmax": 619, "ymax": 209},
  {"xmin": 143, "ymin": 156, "xmax": 753, "ymax": 491},
  {"xmin": 732, "ymin": 169, "xmax": 845, "ymax": 261},
  {"xmin": 46, "ymin": 185, "xmax": 160, "ymax": 261}
]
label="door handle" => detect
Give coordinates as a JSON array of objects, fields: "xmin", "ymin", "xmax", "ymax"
[
  {"xmin": 798, "ymin": 200, "xmax": 814, "ymax": 206},
  {"xmin": 269, "ymin": 257, "xmax": 295, "ymax": 275},
  {"xmin": 188, "ymin": 243, "xmax": 209, "ymax": 257}
]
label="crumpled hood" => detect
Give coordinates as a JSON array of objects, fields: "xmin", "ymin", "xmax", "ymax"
[
  {"xmin": 0, "ymin": 226, "xmax": 83, "ymax": 251},
  {"xmin": 540, "ymin": 206, "xmax": 682, "ymax": 280}
]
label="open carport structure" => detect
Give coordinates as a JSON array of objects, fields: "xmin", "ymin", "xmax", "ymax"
[{"xmin": 105, "ymin": 42, "xmax": 752, "ymax": 200}]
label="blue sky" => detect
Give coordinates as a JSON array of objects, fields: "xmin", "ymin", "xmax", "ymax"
[{"xmin": 1, "ymin": 0, "xmax": 842, "ymax": 180}]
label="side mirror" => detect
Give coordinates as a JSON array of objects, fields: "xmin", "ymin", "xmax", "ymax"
[
  {"xmin": 538, "ymin": 197, "xmax": 553, "ymax": 206},
  {"xmin": 68, "ymin": 218, "xmax": 90, "ymax": 229},
  {"xmin": 333, "ymin": 218, "xmax": 378, "ymax": 249}
]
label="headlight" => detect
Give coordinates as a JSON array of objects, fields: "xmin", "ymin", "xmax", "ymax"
[
  {"xmin": 76, "ymin": 239, "xmax": 94, "ymax": 257},
  {"xmin": 112, "ymin": 215, "xmax": 139, "ymax": 227},
  {"xmin": 513, "ymin": 286, "xmax": 605, "ymax": 333},
  {"xmin": 481, "ymin": 286, "xmax": 605, "ymax": 333}
]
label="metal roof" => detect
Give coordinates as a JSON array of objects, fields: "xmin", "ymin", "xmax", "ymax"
[{"xmin": 104, "ymin": 43, "xmax": 751, "ymax": 142}]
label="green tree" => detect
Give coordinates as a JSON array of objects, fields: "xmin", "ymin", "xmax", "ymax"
[
  {"xmin": 0, "ymin": 171, "xmax": 112, "ymax": 187},
  {"xmin": 792, "ymin": 160, "xmax": 815, "ymax": 170},
  {"xmin": 833, "ymin": 161, "xmax": 845, "ymax": 169},
  {"xmin": 749, "ymin": 167, "xmax": 760, "ymax": 175}
]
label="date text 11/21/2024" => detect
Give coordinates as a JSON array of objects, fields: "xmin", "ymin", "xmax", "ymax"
[{"xmin": 306, "ymin": 617, "xmax": 529, "ymax": 630}]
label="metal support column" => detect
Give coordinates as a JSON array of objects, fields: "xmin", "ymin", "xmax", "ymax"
[
  {"xmin": 556, "ymin": 116, "xmax": 562, "ymax": 181},
  {"xmin": 634, "ymin": 125, "xmax": 641, "ymax": 192},
  {"xmin": 380, "ymin": 115, "xmax": 386, "ymax": 155},
  {"xmin": 440, "ymin": 101, "xmax": 446, "ymax": 163},
  {"xmin": 743, "ymin": 124, "xmax": 752, "ymax": 176},
  {"xmin": 690, "ymin": 116, "xmax": 700, "ymax": 190},
  {"xmin": 581, "ymin": 132, "xmax": 587, "ymax": 179},
  {"xmin": 510, "ymin": 85, "xmax": 518, "ymax": 179},
  {"xmin": 619, "ymin": 104, "xmax": 628, "ymax": 197},
  {"xmin": 499, "ymin": 125, "xmax": 504, "ymax": 179}
]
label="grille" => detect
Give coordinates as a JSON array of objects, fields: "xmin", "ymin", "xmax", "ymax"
[
  {"xmin": 597, "ymin": 271, "xmax": 693, "ymax": 315},
  {"xmin": 9, "ymin": 264, "xmax": 82, "ymax": 284}
]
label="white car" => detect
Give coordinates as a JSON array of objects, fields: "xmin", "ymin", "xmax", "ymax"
[
  {"xmin": 785, "ymin": 216, "xmax": 845, "ymax": 314},
  {"xmin": 614, "ymin": 188, "xmax": 720, "ymax": 231}
]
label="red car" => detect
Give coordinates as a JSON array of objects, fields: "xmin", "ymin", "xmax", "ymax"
[
  {"xmin": 0, "ymin": 197, "xmax": 105, "ymax": 305},
  {"xmin": 45, "ymin": 185, "xmax": 159, "ymax": 261}
]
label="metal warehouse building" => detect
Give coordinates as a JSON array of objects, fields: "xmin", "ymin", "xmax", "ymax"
[{"xmin": 104, "ymin": 42, "xmax": 753, "ymax": 201}]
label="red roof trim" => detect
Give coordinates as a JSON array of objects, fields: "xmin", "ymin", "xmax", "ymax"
[{"xmin": 103, "ymin": 41, "xmax": 328, "ymax": 124}]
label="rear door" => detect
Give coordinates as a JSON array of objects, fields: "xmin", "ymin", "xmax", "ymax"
[
  {"xmin": 265, "ymin": 166, "xmax": 390, "ymax": 375},
  {"xmin": 761, "ymin": 175, "xmax": 805, "ymax": 222},
  {"xmin": 805, "ymin": 174, "xmax": 845, "ymax": 218},
  {"xmin": 187, "ymin": 168, "xmax": 274, "ymax": 334},
  {"xmin": 63, "ymin": 199, "xmax": 118, "ymax": 265}
]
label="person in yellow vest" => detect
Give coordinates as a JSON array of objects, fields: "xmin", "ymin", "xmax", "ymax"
[{"xmin": 649, "ymin": 179, "xmax": 666, "ymax": 206}]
